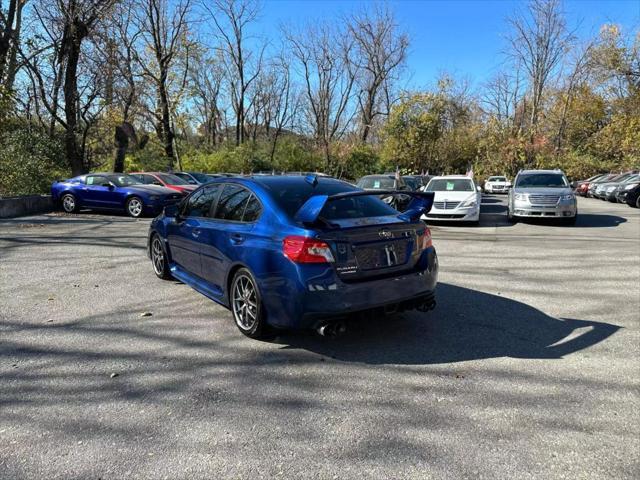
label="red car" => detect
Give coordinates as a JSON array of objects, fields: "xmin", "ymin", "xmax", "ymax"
[
  {"xmin": 574, "ymin": 173, "xmax": 607, "ymax": 196},
  {"xmin": 129, "ymin": 172, "xmax": 197, "ymax": 195}
]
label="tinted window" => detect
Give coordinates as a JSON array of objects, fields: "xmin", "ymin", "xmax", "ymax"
[
  {"xmin": 157, "ymin": 173, "xmax": 189, "ymax": 185},
  {"xmin": 263, "ymin": 179, "xmax": 393, "ymax": 218},
  {"xmin": 106, "ymin": 174, "xmax": 141, "ymax": 186},
  {"xmin": 320, "ymin": 196, "xmax": 397, "ymax": 220},
  {"xmin": 86, "ymin": 175, "xmax": 108, "ymax": 186},
  {"xmin": 215, "ymin": 185, "xmax": 251, "ymax": 221},
  {"xmin": 190, "ymin": 172, "xmax": 211, "ymax": 183},
  {"xmin": 488, "ymin": 176, "xmax": 507, "ymax": 182},
  {"xmin": 131, "ymin": 174, "xmax": 157, "ymax": 185},
  {"xmin": 242, "ymin": 194, "xmax": 262, "ymax": 222},
  {"xmin": 357, "ymin": 176, "xmax": 395, "ymax": 190},
  {"xmin": 426, "ymin": 179, "xmax": 474, "ymax": 192},
  {"xmin": 174, "ymin": 173, "xmax": 198, "ymax": 184},
  {"xmin": 516, "ymin": 174, "xmax": 568, "ymax": 188},
  {"xmin": 183, "ymin": 185, "xmax": 220, "ymax": 217}
]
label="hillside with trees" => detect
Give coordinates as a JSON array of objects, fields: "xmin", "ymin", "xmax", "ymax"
[{"xmin": 0, "ymin": 0, "xmax": 638, "ymax": 196}]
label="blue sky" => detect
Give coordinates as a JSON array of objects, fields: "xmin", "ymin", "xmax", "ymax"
[{"xmin": 256, "ymin": 0, "xmax": 640, "ymax": 88}]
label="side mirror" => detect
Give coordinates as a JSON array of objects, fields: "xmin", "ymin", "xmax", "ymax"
[
  {"xmin": 102, "ymin": 182, "xmax": 115, "ymax": 190},
  {"xmin": 164, "ymin": 204, "xmax": 179, "ymax": 218},
  {"xmin": 476, "ymin": 185, "xmax": 482, "ymax": 192},
  {"xmin": 153, "ymin": 181, "xmax": 163, "ymax": 186}
]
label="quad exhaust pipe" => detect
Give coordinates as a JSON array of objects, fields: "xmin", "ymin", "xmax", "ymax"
[
  {"xmin": 417, "ymin": 299, "xmax": 436, "ymax": 312},
  {"xmin": 317, "ymin": 321, "xmax": 347, "ymax": 337}
]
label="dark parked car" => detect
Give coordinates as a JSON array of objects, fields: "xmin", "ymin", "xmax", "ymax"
[
  {"xmin": 51, "ymin": 173, "xmax": 184, "ymax": 217},
  {"xmin": 608, "ymin": 174, "xmax": 640, "ymax": 202},
  {"xmin": 356, "ymin": 174, "xmax": 412, "ymax": 210},
  {"xmin": 148, "ymin": 175, "xmax": 438, "ymax": 339},
  {"xmin": 620, "ymin": 181, "xmax": 640, "ymax": 207},
  {"xmin": 403, "ymin": 175, "xmax": 431, "ymax": 191},
  {"xmin": 173, "ymin": 171, "xmax": 215, "ymax": 185}
]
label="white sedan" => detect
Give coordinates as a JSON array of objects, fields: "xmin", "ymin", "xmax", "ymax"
[
  {"xmin": 421, "ymin": 175, "xmax": 481, "ymax": 224},
  {"xmin": 484, "ymin": 176, "xmax": 511, "ymax": 194}
]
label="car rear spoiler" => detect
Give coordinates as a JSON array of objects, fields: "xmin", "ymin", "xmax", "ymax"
[{"xmin": 294, "ymin": 190, "xmax": 435, "ymax": 225}]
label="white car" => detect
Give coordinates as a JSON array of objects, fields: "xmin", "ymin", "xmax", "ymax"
[
  {"xmin": 421, "ymin": 175, "xmax": 481, "ymax": 224},
  {"xmin": 484, "ymin": 176, "xmax": 511, "ymax": 194}
]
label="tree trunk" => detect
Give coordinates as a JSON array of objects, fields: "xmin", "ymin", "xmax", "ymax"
[{"xmin": 63, "ymin": 20, "xmax": 89, "ymax": 176}]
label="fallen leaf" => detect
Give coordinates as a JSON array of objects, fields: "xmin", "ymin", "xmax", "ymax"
[
  {"xmin": 140, "ymin": 312, "xmax": 153, "ymax": 317},
  {"xmin": 110, "ymin": 373, "xmax": 119, "ymax": 378}
]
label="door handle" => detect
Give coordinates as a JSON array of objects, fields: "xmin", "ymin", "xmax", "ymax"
[
  {"xmin": 192, "ymin": 228, "xmax": 201, "ymax": 238},
  {"xmin": 230, "ymin": 233, "xmax": 244, "ymax": 245}
]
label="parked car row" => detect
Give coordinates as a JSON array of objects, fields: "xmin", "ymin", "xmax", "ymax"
[{"xmin": 573, "ymin": 171, "xmax": 640, "ymax": 208}]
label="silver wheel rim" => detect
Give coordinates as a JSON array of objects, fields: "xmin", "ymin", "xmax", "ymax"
[
  {"xmin": 62, "ymin": 195, "xmax": 75, "ymax": 212},
  {"xmin": 128, "ymin": 198, "xmax": 142, "ymax": 217},
  {"xmin": 151, "ymin": 237, "xmax": 164, "ymax": 275},
  {"xmin": 232, "ymin": 274, "xmax": 258, "ymax": 331}
]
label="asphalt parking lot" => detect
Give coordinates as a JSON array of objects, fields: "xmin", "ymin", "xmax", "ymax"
[{"xmin": 1, "ymin": 195, "xmax": 639, "ymax": 479}]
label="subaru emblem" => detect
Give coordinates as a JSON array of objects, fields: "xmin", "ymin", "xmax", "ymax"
[{"xmin": 378, "ymin": 228, "xmax": 393, "ymax": 239}]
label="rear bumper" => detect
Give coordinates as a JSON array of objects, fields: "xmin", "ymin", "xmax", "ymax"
[{"xmin": 262, "ymin": 247, "xmax": 439, "ymax": 329}]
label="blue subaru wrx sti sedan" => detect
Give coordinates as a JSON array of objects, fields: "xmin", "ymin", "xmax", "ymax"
[{"xmin": 148, "ymin": 175, "xmax": 438, "ymax": 339}]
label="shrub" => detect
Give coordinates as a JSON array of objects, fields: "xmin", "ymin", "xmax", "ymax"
[{"xmin": 0, "ymin": 123, "xmax": 68, "ymax": 197}]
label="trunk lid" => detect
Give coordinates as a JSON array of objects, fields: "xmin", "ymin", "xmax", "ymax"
[{"xmin": 317, "ymin": 220, "xmax": 427, "ymax": 282}]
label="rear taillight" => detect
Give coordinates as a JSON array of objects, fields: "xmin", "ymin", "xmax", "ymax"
[
  {"xmin": 283, "ymin": 236, "xmax": 335, "ymax": 263},
  {"xmin": 418, "ymin": 227, "xmax": 433, "ymax": 250}
]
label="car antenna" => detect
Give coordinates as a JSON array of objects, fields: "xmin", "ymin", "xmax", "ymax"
[{"xmin": 305, "ymin": 173, "xmax": 318, "ymax": 187}]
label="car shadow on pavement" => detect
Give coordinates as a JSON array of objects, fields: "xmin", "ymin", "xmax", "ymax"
[{"xmin": 274, "ymin": 283, "xmax": 620, "ymax": 365}]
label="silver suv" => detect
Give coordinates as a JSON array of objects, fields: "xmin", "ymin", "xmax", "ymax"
[{"xmin": 507, "ymin": 169, "xmax": 577, "ymax": 225}]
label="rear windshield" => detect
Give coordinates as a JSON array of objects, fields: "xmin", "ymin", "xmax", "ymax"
[
  {"xmin": 357, "ymin": 176, "xmax": 395, "ymax": 190},
  {"xmin": 516, "ymin": 174, "xmax": 568, "ymax": 188},
  {"xmin": 265, "ymin": 181, "xmax": 397, "ymax": 220},
  {"xmin": 426, "ymin": 179, "xmax": 474, "ymax": 192}
]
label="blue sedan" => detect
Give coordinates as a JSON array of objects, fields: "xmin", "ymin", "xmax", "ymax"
[
  {"xmin": 51, "ymin": 173, "xmax": 185, "ymax": 217},
  {"xmin": 148, "ymin": 175, "xmax": 438, "ymax": 339}
]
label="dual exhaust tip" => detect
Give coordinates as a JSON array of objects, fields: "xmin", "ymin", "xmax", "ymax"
[{"xmin": 316, "ymin": 299, "xmax": 436, "ymax": 337}]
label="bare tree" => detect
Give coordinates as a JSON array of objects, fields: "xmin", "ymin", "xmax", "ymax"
[
  {"xmin": 482, "ymin": 68, "xmax": 523, "ymax": 131},
  {"xmin": 189, "ymin": 46, "xmax": 225, "ymax": 147},
  {"xmin": 203, "ymin": 0, "xmax": 263, "ymax": 146},
  {"xmin": 134, "ymin": 0, "xmax": 192, "ymax": 170},
  {"xmin": 0, "ymin": 0, "xmax": 28, "ymax": 92},
  {"xmin": 348, "ymin": 4, "xmax": 408, "ymax": 143},
  {"xmin": 287, "ymin": 23, "xmax": 358, "ymax": 171},
  {"xmin": 508, "ymin": 0, "xmax": 573, "ymax": 135},
  {"xmin": 21, "ymin": 0, "xmax": 115, "ymax": 175}
]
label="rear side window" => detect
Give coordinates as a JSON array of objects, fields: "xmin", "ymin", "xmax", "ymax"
[
  {"xmin": 242, "ymin": 194, "xmax": 262, "ymax": 222},
  {"xmin": 132, "ymin": 174, "xmax": 156, "ymax": 185},
  {"xmin": 215, "ymin": 185, "xmax": 252, "ymax": 221},
  {"xmin": 183, "ymin": 185, "xmax": 220, "ymax": 217},
  {"xmin": 86, "ymin": 175, "xmax": 108, "ymax": 186}
]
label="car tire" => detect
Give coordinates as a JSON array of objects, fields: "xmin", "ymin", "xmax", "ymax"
[
  {"xmin": 150, "ymin": 234, "xmax": 172, "ymax": 280},
  {"xmin": 61, "ymin": 193, "xmax": 79, "ymax": 213},
  {"xmin": 635, "ymin": 196, "xmax": 640, "ymax": 209},
  {"xmin": 563, "ymin": 215, "xmax": 577, "ymax": 226},
  {"xmin": 230, "ymin": 268, "xmax": 270, "ymax": 340},
  {"xmin": 126, "ymin": 196, "xmax": 144, "ymax": 218},
  {"xmin": 507, "ymin": 208, "xmax": 518, "ymax": 223}
]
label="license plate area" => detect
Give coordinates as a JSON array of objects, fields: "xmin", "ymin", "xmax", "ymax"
[{"xmin": 355, "ymin": 240, "xmax": 410, "ymax": 270}]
